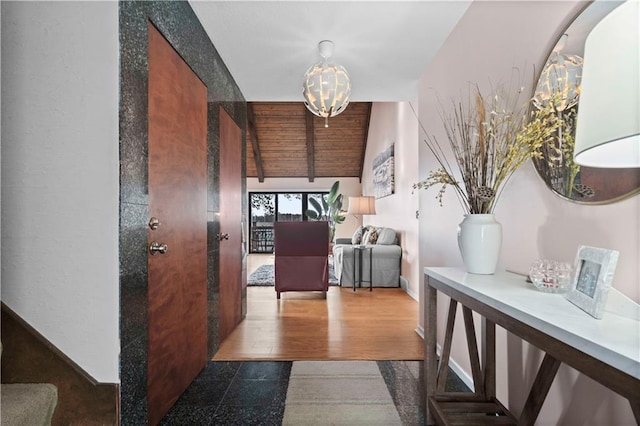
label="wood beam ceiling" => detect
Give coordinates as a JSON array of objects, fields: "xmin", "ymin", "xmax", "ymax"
[
  {"xmin": 246, "ymin": 102, "xmax": 372, "ymax": 180},
  {"xmin": 247, "ymin": 104, "xmax": 265, "ymax": 182},
  {"xmin": 305, "ymin": 110, "xmax": 315, "ymax": 182}
]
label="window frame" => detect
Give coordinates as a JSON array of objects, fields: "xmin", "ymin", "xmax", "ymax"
[{"xmin": 248, "ymin": 191, "xmax": 329, "ymax": 253}]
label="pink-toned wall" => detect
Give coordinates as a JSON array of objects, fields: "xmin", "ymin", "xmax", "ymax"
[
  {"xmin": 417, "ymin": 1, "xmax": 638, "ymax": 424},
  {"xmin": 361, "ymin": 102, "xmax": 421, "ymax": 300}
]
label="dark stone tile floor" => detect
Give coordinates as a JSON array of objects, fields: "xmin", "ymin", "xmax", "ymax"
[
  {"xmin": 159, "ymin": 361, "xmax": 290, "ymax": 426},
  {"xmin": 159, "ymin": 360, "xmax": 470, "ymax": 425},
  {"xmin": 377, "ymin": 360, "xmax": 470, "ymax": 426}
]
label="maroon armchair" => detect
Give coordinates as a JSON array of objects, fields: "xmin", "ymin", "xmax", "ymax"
[{"xmin": 274, "ymin": 221, "xmax": 329, "ymax": 299}]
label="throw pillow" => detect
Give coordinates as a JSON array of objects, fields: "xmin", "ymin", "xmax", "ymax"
[
  {"xmin": 376, "ymin": 228, "xmax": 397, "ymax": 245},
  {"xmin": 351, "ymin": 225, "xmax": 368, "ymax": 245},
  {"xmin": 360, "ymin": 228, "xmax": 373, "ymax": 245},
  {"xmin": 363, "ymin": 227, "xmax": 378, "ymax": 245}
]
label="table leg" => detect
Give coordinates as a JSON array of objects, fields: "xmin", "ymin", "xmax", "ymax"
[
  {"xmin": 519, "ymin": 353, "xmax": 561, "ymax": 426},
  {"xmin": 369, "ymin": 248, "xmax": 373, "ymax": 291},
  {"xmin": 436, "ymin": 299, "xmax": 457, "ymax": 393},
  {"xmin": 352, "ymin": 248, "xmax": 357, "ymax": 291},
  {"xmin": 482, "ymin": 318, "xmax": 496, "ymax": 399},
  {"xmin": 462, "ymin": 307, "xmax": 483, "ymax": 394},
  {"xmin": 425, "ymin": 276, "xmax": 438, "ymax": 425},
  {"xmin": 358, "ymin": 249, "xmax": 362, "ymax": 289}
]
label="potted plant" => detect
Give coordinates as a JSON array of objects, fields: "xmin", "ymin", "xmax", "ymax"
[
  {"xmin": 413, "ymin": 79, "xmax": 561, "ymax": 274},
  {"xmin": 306, "ymin": 180, "xmax": 346, "ymax": 243}
]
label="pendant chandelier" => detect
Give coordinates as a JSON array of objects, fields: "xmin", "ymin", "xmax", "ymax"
[
  {"xmin": 533, "ymin": 34, "xmax": 583, "ymax": 112},
  {"xmin": 302, "ymin": 40, "xmax": 351, "ymax": 128}
]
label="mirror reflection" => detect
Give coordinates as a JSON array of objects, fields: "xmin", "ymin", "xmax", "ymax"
[{"xmin": 532, "ymin": 1, "xmax": 640, "ymax": 203}]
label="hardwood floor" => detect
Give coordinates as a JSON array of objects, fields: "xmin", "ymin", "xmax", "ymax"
[{"xmin": 214, "ymin": 273, "xmax": 424, "ymax": 360}]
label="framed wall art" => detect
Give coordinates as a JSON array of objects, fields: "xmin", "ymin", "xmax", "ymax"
[
  {"xmin": 565, "ymin": 245, "xmax": 619, "ymax": 319},
  {"xmin": 373, "ymin": 144, "xmax": 394, "ymax": 199}
]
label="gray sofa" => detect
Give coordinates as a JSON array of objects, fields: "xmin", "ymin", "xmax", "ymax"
[{"xmin": 332, "ymin": 226, "xmax": 401, "ymax": 288}]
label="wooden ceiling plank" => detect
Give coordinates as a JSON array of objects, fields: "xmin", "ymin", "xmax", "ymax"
[
  {"xmin": 247, "ymin": 103, "xmax": 265, "ymax": 182},
  {"xmin": 305, "ymin": 110, "xmax": 315, "ymax": 182},
  {"xmin": 246, "ymin": 101, "xmax": 369, "ymax": 180}
]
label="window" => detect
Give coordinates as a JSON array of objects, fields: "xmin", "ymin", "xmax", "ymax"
[
  {"xmin": 277, "ymin": 193, "xmax": 302, "ymax": 221},
  {"xmin": 248, "ymin": 192, "xmax": 328, "ymax": 253},
  {"xmin": 249, "ymin": 193, "xmax": 275, "ymax": 253}
]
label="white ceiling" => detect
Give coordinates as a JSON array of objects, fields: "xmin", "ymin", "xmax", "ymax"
[{"xmin": 189, "ymin": 1, "xmax": 472, "ymax": 102}]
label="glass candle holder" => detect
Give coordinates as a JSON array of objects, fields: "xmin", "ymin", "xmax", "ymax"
[{"xmin": 529, "ymin": 259, "xmax": 573, "ymax": 293}]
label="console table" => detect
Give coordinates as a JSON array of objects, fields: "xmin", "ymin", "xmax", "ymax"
[{"xmin": 424, "ymin": 267, "xmax": 640, "ymax": 425}]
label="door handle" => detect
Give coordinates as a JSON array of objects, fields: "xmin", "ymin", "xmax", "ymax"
[
  {"xmin": 217, "ymin": 233, "xmax": 229, "ymax": 241},
  {"xmin": 149, "ymin": 241, "xmax": 168, "ymax": 255}
]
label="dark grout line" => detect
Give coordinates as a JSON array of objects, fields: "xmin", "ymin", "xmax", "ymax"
[{"xmin": 210, "ymin": 361, "xmax": 244, "ymax": 417}]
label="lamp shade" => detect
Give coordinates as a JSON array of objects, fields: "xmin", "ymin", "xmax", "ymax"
[
  {"xmin": 347, "ymin": 196, "xmax": 376, "ymax": 215},
  {"xmin": 573, "ymin": 0, "xmax": 640, "ymax": 168}
]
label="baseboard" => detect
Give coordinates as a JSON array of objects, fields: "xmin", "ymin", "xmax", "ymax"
[
  {"xmin": 1, "ymin": 303, "xmax": 119, "ymax": 425},
  {"xmin": 404, "ymin": 284, "xmax": 418, "ymax": 302},
  {"xmin": 400, "ymin": 276, "xmax": 419, "ymax": 301},
  {"xmin": 413, "ymin": 325, "xmax": 475, "ymax": 392},
  {"xmin": 437, "ymin": 343, "xmax": 475, "ymax": 392}
]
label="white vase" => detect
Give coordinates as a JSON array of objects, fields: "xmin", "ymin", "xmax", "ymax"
[{"xmin": 457, "ymin": 214, "xmax": 502, "ymax": 274}]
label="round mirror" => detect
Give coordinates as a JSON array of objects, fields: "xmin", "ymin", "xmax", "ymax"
[{"xmin": 532, "ymin": 1, "xmax": 640, "ymax": 204}]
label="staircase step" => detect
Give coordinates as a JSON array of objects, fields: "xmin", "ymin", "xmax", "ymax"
[{"xmin": 1, "ymin": 383, "xmax": 58, "ymax": 426}]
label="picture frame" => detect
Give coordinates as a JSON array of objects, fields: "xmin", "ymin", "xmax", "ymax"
[
  {"xmin": 372, "ymin": 144, "xmax": 394, "ymax": 199},
  {"xmin": 565, "ymin": 245, "xmax": 619, "ymax": 319}
]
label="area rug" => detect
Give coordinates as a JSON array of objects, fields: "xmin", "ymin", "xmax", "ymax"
[
  {"xmin": 282, "ymin": 361, "xmax": 402, "ymax": 425},
  {"xmin": 247, "ymin": 264, "xmax": 339, "ymax": 286}
]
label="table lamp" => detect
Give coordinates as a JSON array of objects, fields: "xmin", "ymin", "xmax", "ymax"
[
  {"xmin": 347, "ymin": 196, "xmax": 376, "ymax": 219},
  {"xmin": 573, "ymin": 0, "xmax": 640, "ymax": 168}
]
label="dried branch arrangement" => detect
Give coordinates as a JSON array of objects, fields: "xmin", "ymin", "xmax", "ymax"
[{"xmin": 413, "ymin": 80, "xmax": 561, "ymax": 214}]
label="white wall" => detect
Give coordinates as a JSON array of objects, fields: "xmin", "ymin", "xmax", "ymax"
[
  {"xmin": 418, "ymin": 1, "xmax": 638, "ymax": 424},
  {"xmin": 361, "ymin": 102, "xmax": 420, "ymax": 299},
  {"xmin": 247, "ymin": 177, "xmax": 362, "ymax": 239},
  {"xmin": 1, "ymin": 2, "xmax": 120, "ymax": 383}
]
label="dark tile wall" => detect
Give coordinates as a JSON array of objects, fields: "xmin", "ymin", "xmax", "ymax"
[{"xmin": 119, "ymin": 1, "xmax": 247, "ymax": 423}]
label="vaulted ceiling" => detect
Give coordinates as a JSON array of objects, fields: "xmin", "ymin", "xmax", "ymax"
[
  {"xmin": 189, "ymin": 1, "xmax": 472, "ymax": 181},
  {"xmin": 247, "ymin": 102, "xmax": 371, "ymax": 181}
]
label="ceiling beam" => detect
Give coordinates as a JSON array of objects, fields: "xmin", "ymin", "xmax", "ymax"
[
  {"xmin": 305, "ymin": 110, "xmax": 315, "ymax": 182},
  {"xmin": 358, "ymin": 102, "xmax": 373, "ymax": 183},
  {"xmin": 247, "ymin": 103, "xmax": 265, "ymax": 182}
]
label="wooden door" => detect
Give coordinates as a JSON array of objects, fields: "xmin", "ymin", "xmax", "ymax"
[
  {"xmin": 147, "ymin": 23, "xmax": 208, "ymax": 425},
  {"xmin": 219, "ymin": 107, "xmax": 244, "ymax": 341}
]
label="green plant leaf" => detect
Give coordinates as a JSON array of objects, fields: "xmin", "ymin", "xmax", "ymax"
[
  {"xmin": 308, "ymin": 197, "xmax": 322, "ymax": 214},
  {"xmin": 306, "ymin": 209, "xmax": 319, "ymax": 219},
  {"xmin": 321, "ymin": 196, "xmax": 329, "ymax": 212},
  {"xmin": 335, "ymin": 195, "xmax": 343, "ymax": 211},
  {"xmin": 327, "ymin": 181, "xmax": 340, "ymax": 204}
]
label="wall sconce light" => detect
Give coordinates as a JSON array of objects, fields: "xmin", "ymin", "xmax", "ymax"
[{"xmin": 574, "ymin": 1, "xmax": 640, "ymax": 168}]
